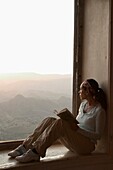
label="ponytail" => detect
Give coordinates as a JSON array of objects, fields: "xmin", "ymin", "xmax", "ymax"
[
  {"xmin": 96, "ymin": 88, "xmax": 107, "ymax": 110},
  {"xmin": 86, "ymin": 79, "xmax": 107, "ymax": 110}
]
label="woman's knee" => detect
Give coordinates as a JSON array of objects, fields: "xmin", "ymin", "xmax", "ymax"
[
  {"xmin": 55, "ymin": 118, "xmax": 68, "ymax": 127},
  {"xmin": 43, "ymin": 117, "xmax": 56, "ymax": 124}
]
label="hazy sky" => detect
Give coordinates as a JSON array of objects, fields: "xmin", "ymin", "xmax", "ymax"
[{"xmin": 0, "ymin": 0, "xmax": 74, "ymax": 75}]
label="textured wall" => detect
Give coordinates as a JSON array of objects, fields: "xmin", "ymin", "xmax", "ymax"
[
  {"xmin": 82, "ymin": 0, "xmax": 109, "ymax": 87},
  {"xmin": 81, "ymin": 0, "xmax": 110, "ymax": 153}
]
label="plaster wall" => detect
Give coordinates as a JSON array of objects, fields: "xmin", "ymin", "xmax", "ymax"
[
  {"xmin": 82, "ymin": 0, "xmax": 109, "ymax": 89},
  {"xmin": 80, "ymin": 0, "xmax": 110, "ymax": 153}
]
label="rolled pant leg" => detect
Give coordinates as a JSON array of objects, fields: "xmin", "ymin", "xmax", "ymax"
[
  {"xmin": 33, "ymin": 119, "xmax": 95, "ymax": 157},
  {"xmin": 23, "ymin": 117, "xmax": 56, "ymax": 149}
]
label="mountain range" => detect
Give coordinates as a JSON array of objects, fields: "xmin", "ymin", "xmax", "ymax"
[{"xmin": 0, "ymin": 73, "xmax": 72, "ymax": 141}]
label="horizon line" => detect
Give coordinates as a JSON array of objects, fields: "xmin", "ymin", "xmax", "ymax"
[
  {"xmin": 0, "ymin": 71, "xmax": 72, "ymax": 75},
  {"xmin": 0, "ymin": 72, "xmax": 73, "ymax": 76}
]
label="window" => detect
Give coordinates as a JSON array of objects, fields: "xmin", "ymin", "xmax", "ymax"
[{"xmin": 0, "ymin": 0, "xmax": 74, "ymax": 141}]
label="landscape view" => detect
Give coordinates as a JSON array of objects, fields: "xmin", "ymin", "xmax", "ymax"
[{"xmin": 0, "ymin": 73, "xmax": 72, "ymax": 141}]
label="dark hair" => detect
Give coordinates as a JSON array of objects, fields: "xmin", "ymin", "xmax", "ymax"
[{"xmin": 87, "ymin": 79, "xmax": 107, "ymax": 110}]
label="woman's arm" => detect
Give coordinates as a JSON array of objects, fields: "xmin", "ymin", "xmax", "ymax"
[{"xmin": 77, "ymin": 109, "xmax": 106, "ymax": 140}]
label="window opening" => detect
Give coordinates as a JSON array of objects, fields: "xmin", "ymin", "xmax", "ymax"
[{"xmin": 0, "ymin": 0, "xmax": 74, "ymax": 141}]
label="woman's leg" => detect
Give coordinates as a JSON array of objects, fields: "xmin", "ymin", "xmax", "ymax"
[
  {"xmin": 8, "ymin": 117, "xmax": 56, "ymax": 158},
  {"xmin": 32, "ymin": 119, "xmax": 95, "ymax": 157},
  {"xmin": 23, "ymin": 117, "xmax": 56, "ymax": 149},
  {"xmin": 59, "ymin": 132, "xmax": 95, "ymax": 155}
]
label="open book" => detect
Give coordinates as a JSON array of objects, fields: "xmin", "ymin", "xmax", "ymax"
[{"xmin": 54, "ymin": 108, "xmax": 78, "ymax": 124}]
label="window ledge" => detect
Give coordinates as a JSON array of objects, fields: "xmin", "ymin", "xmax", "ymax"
[
  {"xmin": 0, "ymin": 144, "xmax": 112, "ymax": 170},
  {"xmin": 0, "ymin": 144, "xmax": 75, "ymax": 169}
]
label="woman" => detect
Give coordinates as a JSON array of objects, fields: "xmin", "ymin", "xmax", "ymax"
[{"xmin": 8, "ymin": 78, "xmax": 106, "ymax": 163}]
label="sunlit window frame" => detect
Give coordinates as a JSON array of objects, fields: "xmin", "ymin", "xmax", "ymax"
[{"xmin": 73, "ymin": 0, "xmax": 113, "ymax": 164}]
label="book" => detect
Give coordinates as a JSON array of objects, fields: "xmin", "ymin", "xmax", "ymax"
[{"xmin": 54, "ymin": 108, "xmax": 78, "ymax": 124}]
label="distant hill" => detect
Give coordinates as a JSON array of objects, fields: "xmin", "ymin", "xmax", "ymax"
[
  {"xmin": 0, "ymin": 94, "xmax": 72, "ymax": 140},
  {"xmin": 0, "ymin": 73, "xmax": 72, "ymax": 102},
  {"xmin": 0, "ymin": 73, "xmax": 72, "ymax": 140}
]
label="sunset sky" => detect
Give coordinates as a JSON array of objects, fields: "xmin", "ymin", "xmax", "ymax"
[{"xmin": 0, "ymin": 0, "xmax": 74, "ymax": 75}]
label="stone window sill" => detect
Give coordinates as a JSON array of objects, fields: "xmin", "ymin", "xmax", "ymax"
[{"xmin": 0, "ymin": 143, "xmax": 110, "ymax": 170}]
